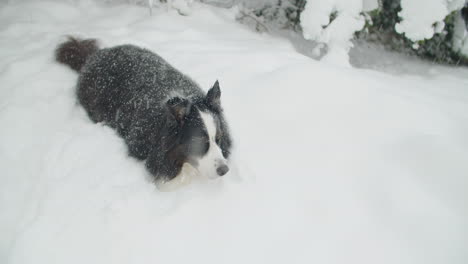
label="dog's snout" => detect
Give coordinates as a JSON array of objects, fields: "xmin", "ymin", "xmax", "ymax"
[{"xmin": 216, "ymin": 164, "xmax": 229, "ymax": 176}]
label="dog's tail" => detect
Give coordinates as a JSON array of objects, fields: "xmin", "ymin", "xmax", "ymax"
[{"xmin": 55, "ymin": 36, "xmax": 99, "ymax": 72}]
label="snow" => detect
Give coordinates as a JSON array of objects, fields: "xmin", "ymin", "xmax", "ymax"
[
  {"xmin": 362, "ymin": 0, "xmax": 379, "ymax": 12},
  {"xmin": 300, "ymin": 0, "xmax": 367, "ymax": 65},
  {"xmin": 453, "ymin": 10, "xmax": 468, "ymax": 56},
  {"xmin": 395, "ymin": 0, "xmax": 465, "ymax": 42},
  {"xmin": 1, "ymin": 1, "xmax": 468, "ymax": 264}
]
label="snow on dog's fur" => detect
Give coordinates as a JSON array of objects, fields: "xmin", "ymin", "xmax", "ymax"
[{"xmin": 55, "ymin": 37, "xmax": 232, "ymax": 189}]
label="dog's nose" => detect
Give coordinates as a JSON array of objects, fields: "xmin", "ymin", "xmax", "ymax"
[{"xmin": 216, "ymin": 164, "xmax": 229, "ymax": 176}]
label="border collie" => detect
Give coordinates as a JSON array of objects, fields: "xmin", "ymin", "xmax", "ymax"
[{"xmin": 55, "ymin": 37, "xmax": 232, "ymax": 190}]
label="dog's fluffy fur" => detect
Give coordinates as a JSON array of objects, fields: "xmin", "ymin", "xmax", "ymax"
[{"xmin": 55, "ymin": 37, "xmax": 232, "ymax": 183}]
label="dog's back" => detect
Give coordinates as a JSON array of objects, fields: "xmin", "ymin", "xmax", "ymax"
[{"xmin": 78, "ymin": 44, "xmax": 204, "ymax": 124}]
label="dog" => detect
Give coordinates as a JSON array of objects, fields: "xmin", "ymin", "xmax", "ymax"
[{"xmin": 55, "ymin": 37, "xmax": 232, "ymax": 190}]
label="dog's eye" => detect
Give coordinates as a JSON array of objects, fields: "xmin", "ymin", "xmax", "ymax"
[
  {"xmin": 191, "ymin": 137, "xmax": 209, "ymax": 154},
  {"xmin": 200, "ymin": 139, "xmax": 209, "ymax": 154},
  {"xmin": 215, "ymin": 133, "xmax": 222, "ymax": 145},
  {"xmin": 204, "ymin": 141, "xmax": 209, "ymax": 152}
]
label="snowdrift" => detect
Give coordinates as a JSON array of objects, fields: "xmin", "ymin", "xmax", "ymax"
[{"xmin": 1, "ymin": 1, "xmax": 467, "ymax": 264}]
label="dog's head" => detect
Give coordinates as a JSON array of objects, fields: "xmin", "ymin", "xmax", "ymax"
[{"xmin": 166, "ymin": 80, "xmax": 232, "ymax": 179}]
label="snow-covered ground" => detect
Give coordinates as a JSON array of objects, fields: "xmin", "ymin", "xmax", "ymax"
[{"xmin": 1, "ymin": 1, "xmax": 468, "ymax": 264}]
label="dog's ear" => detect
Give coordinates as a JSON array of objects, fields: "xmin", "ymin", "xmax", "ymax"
[
  {"xmin": 206, "ymin": 80, "xmax": 222, "ymax": 112},
  {"xmin": 167, "ymin": 97, "xmax": 191, "ymax": 123}
]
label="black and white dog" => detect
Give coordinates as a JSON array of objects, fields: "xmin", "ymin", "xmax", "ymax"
[{"xmin": 55, "ymin": 37, "xmax": 232, "ymax": 190}]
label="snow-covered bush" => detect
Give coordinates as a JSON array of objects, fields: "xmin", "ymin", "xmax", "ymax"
[
  {"xmin": 237, "ymin": 0, "xmax": 468, "ymax": 66},
  {"xmin": 452, "ymin": 7, "xmax": 468, "ymax": 56},
  {"xmin": 234, "ymin": 0, "xmax": 377, "ymax": 65},
  {"xmin": 250, "ymin": 0, "xmax": 305, "ymax": 31},
  {"xmin": 395, "ymin": 0, "xmax": 465, "ymax": 42},
  {"xmin": 299, "ymin": 0, "xmax": 378, "ymax": 65},
  {"xmin": 81, "ymin": 0, "xmax": 468, "ymax": 66},
  {"xmin": 362, "ymin": 0, "xmax": 468, "ymax": 66},
  {"xmin": 234, "ymin": 0, "xmax": 306, "ymax": 32}
]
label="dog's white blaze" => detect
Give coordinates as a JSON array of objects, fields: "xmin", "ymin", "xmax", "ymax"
[{"xmin": 198, "ymin": 110, "xmax": 227, "ymax": 179}]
